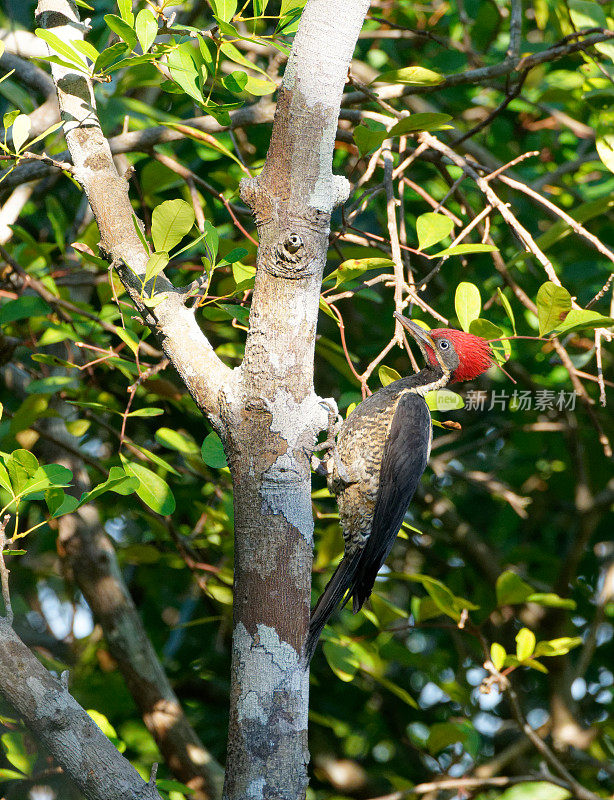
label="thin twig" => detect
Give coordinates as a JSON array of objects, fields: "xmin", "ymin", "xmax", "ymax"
[
  {"xmin": 0, "ymin": 516, "xmax": 13, "ymax": 626},
  {"xmin": 383, "ymin": 146, "xmax": 405, "ymax": 344},
  {"xmin": 497, "ymin": 173, "xmax": 614, "ymax": 266},
  {"xmin": 506, "ymin": 682, "xmax": 603, "ymax": 800}
]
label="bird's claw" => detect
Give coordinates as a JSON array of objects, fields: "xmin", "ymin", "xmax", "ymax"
[{"xmin": 315, "ymin": 398, "xmax": 343, "ymax": 454}]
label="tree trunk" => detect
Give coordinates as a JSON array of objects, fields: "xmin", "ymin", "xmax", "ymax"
[{"xmin": 221, "ymin": 2, "xmax": 370, "ymax": 797}]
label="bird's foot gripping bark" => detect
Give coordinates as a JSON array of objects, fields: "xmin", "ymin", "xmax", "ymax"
[{"xmin": 311, "ymin": 398, "xmax": 342, "ymax": 477}]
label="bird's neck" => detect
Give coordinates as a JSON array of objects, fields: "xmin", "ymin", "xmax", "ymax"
[{"xmin": 401, "ymin": 365, "xmax": 449, "ymax": 396}]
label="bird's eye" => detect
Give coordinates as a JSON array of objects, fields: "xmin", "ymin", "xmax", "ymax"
[{"xmin": 438, "ymin": 340, "xmax": 450, "ymax": 350}]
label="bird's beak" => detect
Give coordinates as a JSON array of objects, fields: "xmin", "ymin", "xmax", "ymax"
[{"xmin": 393, "ymin": 312, "xmax": 436, "ymax": 350}]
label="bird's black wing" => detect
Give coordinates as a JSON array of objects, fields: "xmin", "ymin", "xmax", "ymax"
[{"xmin": 350, "ymin": 391, "xmax": 431, "ymax": 611}]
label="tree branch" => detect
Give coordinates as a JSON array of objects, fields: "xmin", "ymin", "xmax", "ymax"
[
  {"xmin": 34, "ymin": 0, "xmax": 235, "ymax": 426},
  {"xmin": 0, "ymin": 600, "xmax": 162, "ymax": 800}
]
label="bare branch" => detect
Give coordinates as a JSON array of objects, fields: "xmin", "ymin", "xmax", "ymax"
[{"xmin": 35, "ymin": 0, "xmax": 235, "ymax": 425}]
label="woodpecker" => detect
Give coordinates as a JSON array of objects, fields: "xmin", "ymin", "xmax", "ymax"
[{"xmin": 306, "ymin": 314, "xmax": 494, "ymax": 661}]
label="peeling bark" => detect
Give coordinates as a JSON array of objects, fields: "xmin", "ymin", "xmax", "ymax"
[{"xmin": 223, "ymin": 2, "xmax": 370, "ymax": 797}]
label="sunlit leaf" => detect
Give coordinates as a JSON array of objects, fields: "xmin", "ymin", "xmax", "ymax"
[
  {"xmin": 135, "ymin": 8, "xmax": 158, "ymax": 53},
  {"xmin": 120, "ymin": 457, "xmax": 176, "ymax": 515},
  {"xmin": 516, "ymin": 628, "xmax": 536, "ymax": 661},
  {"xmin": 373, "ymin": 66, "xmax": 444, "ymax": 85},
  {"xmin": 151, "ymin": 199, "xmax": 195, "ymax": 253},
  {"xmin": 416, "ymin": 213, "xmax": 454, "ymax": 251},
  {"xmin": 455, "ymin": 282, "xmax": 481, "ymax": 332},
  {"xmin": 378, "ymin": 365, "xmax": 402, "ymax": 387},
  {"xmin": 536, "ymin": 281, "xmax": 571, "ymax": 336}
]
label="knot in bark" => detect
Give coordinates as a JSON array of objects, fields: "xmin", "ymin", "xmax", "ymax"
[{"xmin": 263, "ymin": 233, "xmax": 314, "ymax": 279}]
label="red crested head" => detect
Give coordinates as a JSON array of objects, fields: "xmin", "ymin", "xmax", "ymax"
[
  {"xmin": 426, "ymin": 328, "xmax": 494, "ymax": 383},
  {"xmin": 394, "ymin": 314, "xmax": 493, "ymax": 384}
]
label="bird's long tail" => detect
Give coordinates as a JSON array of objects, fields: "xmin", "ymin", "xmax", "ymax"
[{"xmin": 304, "ymin": 551, "xmax": 361, "ymax": 663}]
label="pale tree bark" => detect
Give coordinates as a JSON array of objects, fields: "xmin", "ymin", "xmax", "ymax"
[
  {"xmin": 0, "ymin": 617, "xmax": 161, "ymax": 800},
  {"xmin": 7, "ymin": 1, "xmax": 374, "ymax": 798},
  {"xmin": 223, "ymin": 2, "xmax": 370, "ymax": 797}
]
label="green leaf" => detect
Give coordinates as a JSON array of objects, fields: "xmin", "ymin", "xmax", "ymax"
[
  {"xmin": 526, "ymin": 593, "xmax": 576, "ymax": 610},
  {"xmin": 115, "ymin": 328, "xmax": 140, "ymax": 357},
  {"xmin": 416, "ymin": 213, "xmax": 454, "ymax": 251},
  {"xmin": 319, "ymin": 297, "xmax": 337, "ymax": 321},
  {"xmin": 378, "ymin": 365, "xmax": 402, "ymax": 387},
  {"xmin": 1, "ymin": 733, "xmax": 35, "ymax": 776},
  {"xmin": 353, "ymin": 114, "xmax": 452, "ymax": 156},
  {"xmin": 232, "ymin": 261, "xmax": 256, "ymax": 287},
  {"xmin": 126, "ymin": 407, "xmax": 164, "ymax": 418},
  {"xmin": 0, "ymin": 295, "xmax": 51, "ymax": 324},
  {"xmin": 568, "ymin": 0, "xmax": 607, "ymax": 29},
  {"xmin": 70, "ymin": 39, "xmax": 100, "ymax": 63},
  {"xmin": 216, "ymin": 303, "xmax": 250, "ymax": 326},
  {"xmin": 219, "ymin": 247, "xmax": 249, "ymax": 268},
  {"xmin": 201, "ymin": 432, "xmax": 228, "ymax": 468},
  {"xmin": 497, "ymin": 288, "xmax": 517, "ymax": 334},
  {"xmin": 324, "ymin": 258, "xmax": 394, "ymax": 288},
  {"xmin": 144, "ymin": 251, "xmax": 169, "ymax": 283},
  {"xmin": 432, "ymin": 243, "xmax": 497, "ymax": 257},
  {"xmin": 524, "ymin": 658, "xmax": 549, "ymax": 674},
  {"xmin": 323, "ymin": 640, "xmax": 359, "ymax": 682},
  {"xmin": 104, "ymin": 14, "xmax": 138, "ymax": 51},
  {"xmin": 596, "ymin": 134, "xmax": 614, "ymax": 174},
  {"xmin": 536, "ymin": 281, "xmax": 571, "ymax": 336},
  {"xmin": 516, "ymin": 628, "xmax": 536, "ymax": 661},
  {"xmin": 549, "ymin": 308, "xmax": 614, "ymax": 336},
  {"xmin": 373, "ymin": 66, "xmax": 444, "ymax": 85},
  {"xmin": 151, "ymin": 199, "xmax": 195, "ymax": 253},
  {"xmin": 78, "ymin": 466, "xmax": 138, "ymax": 506},
  {"xmin": 223, "ymin": 70, "xmax": 248, "ymax": 94},
  {"xmin": 388, "ymin": 112, "xmax": 453, "ymax": 137},
  {"xmin": 424, "ymin": 389, "xmax": 465, "ymax": 411},
  {"xmin": 210, "ymin": 0, "xmax": 238, "ymax": 22},
  {"xmin": 11, "ymin": 115, "xmax": 31, "ymax": 153},
  {"xmin": 490, "ymin": 642, "xmax": 506, "ymax": 671},
  {"xmin": 455, "ymin": 282, "xmax": 481, "ymax": 332},
  {"xmin": 427, "ymin": 721, "xmax": 470, "ymax": 754},
  {"xmin": 197, "ymin": 222, "xmax": 218, "ymax": 267},
  {"xmin": 120, "ymin": 457, "xmax": 176, "ymax": 515},
  {"xmin": 496, "ymin": 571, "xmax": 534, "ymax": 606},
  {"xmin": 168, "ymin": 41, "xmax": 205, "ymax": 103},
  {"xmin": 135, "ymin": 8, "xmax": 158, "ymax": 53},
  {"xmin": 353, "ymin": 122, "xmax": 388, "ymax": 156},
  {"xmin": 21, "ymin": 464, "xmax": 73, "ymax": 498},
  {"xmin": 533, "ymin": 637, "xmax": 582, "ymax": 657},
  {"xmin": 0, "ymin": 768, "xmax": 26, "ymax": 780},
  {"xmin": 407, "ymin": 573, "xmax": 478, "ymax": 621},
  {"xmin": 25, "ymin": 375, "xmax": 76, "ymax": 395},
  {"xmin": 0, "ymin": 462, "xmax": 12, "ymax": 495},
  {"xmin": 3, "ymin": 110, "xmax": 20, "ymax": 130},
  {"xmin": 5, "ymin": 450, "xmax": 39, "ymax": 496},
  {"xmin": 155, "ymin": 428, "xmax": 200, "ymax": 455},
  {"xmin": 117, "ymin": 0, "xmax": 135, "ymax": 26},
  {"xmin": 45, "ymin": 487, "xmax": 79, "ymax": 518},
  {"xmin": 35, "ymin": 28, "xmax": 89, "ymax": 69},
  {"xmin": 468, "ymin": 318, "xmax": 503, "ymax": 340},
  {"xmin": 94, "ymin": 41, "xmax": 129, "ymax": 74},
  {"xmin": 243, "ymin": 75, "xmax": 277, "ymax": 95}
]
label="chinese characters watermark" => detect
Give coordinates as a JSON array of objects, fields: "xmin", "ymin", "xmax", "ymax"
[{"xmin": 464, "ymin": 389, "xmax": 576, "ymax": 412}]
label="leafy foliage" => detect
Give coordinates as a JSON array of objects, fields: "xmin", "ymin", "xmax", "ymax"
[{"xmin": 0, "ymin": 0, "xmax": 613, "ymax": 798}]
